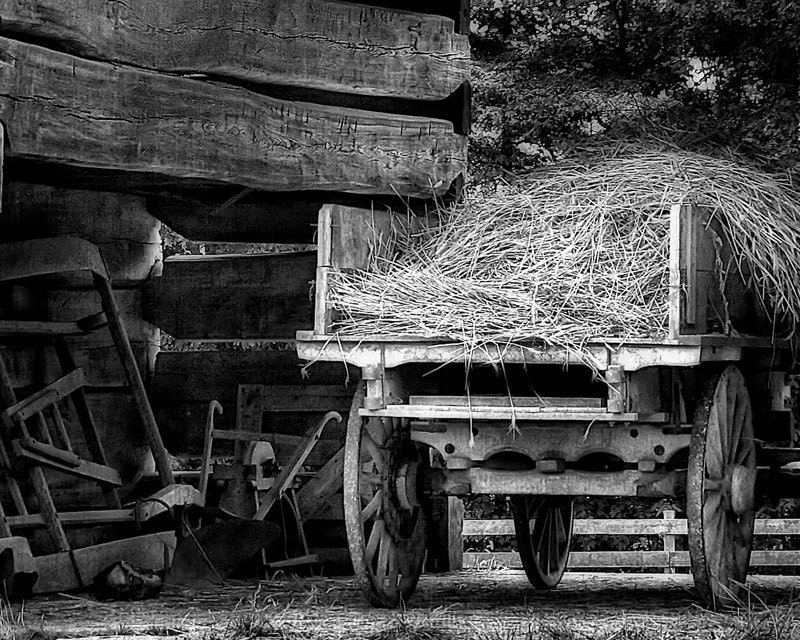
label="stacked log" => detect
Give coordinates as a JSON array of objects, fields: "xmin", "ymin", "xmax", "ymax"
[{"xmin": 0, "ymin": 0, "xmax": 469, "ymax": 563}]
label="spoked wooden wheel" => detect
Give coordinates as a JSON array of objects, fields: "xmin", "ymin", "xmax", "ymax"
[
  {"xmin": 343, "ymin": 390, "xmax": 427, "ymax": 607},
  {"xmin": 511, "ymin": 495, "xmax": 574, "ymax": 589},
  {"xmin": 687, "ymin": 365, "xmax": 757, "ymax": 610}
]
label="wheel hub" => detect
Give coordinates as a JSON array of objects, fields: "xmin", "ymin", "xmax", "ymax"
[
  {"xmin": 395, "ymin": 460, "xmax": 420, "ymax": 511},
  {"xmin": 729, "ymin": 463, "xmax": 756, "ymax": 516},
  {"xmin": 382, "ymin": 433, "xmax": 424, "ymax": 541}
]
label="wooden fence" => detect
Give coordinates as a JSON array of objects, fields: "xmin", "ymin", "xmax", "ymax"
[{"xmin": 462, "ymin": 511, "xmax": 800, "ymax": 570}]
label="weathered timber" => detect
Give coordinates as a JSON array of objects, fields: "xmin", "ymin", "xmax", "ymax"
[
  {"xmin": 2, "ymin": 183, "xmax": 160, "ymax": 286},
  {"xmin": 33, "ymin": 531, "xmax": 175, "ymax": 593},
  {"xmin": 143, "ymin": 253, "xmax": 316, "ymax": 340},
  {"xmin": 340, "ymin": 0, "xmax": 470, "ymax": 33},
  {"xmin": 0, "ymin": 38, "xmax": 466, "ymax": 198},
  {"xmin": 0, "ymin": 1, "xmax": 469, "ymax": 101}
]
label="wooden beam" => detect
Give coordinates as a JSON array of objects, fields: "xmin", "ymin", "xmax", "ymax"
[
  {"xmin": 339, "ymin": 1, "xmax": 470, "ymax": 34},
  {"xmin": 0, "ymin": 0, "xmax": 469, "ymax": 100},
  {"xmin": 142, "ymin": 252, "xmax": 317, "ymax": 340},
  {"xmin": 0, "ymin": 38, "xmax": 466, "ymax": 198}
]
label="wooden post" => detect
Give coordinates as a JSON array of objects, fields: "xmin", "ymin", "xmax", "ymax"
[
  {"xmin": 662, "ymin": 508, "xmax": 676, "ymax": 574},
  {"xmin": 426, "ymin": 496, "xmax": 464, "ymax": 572}
]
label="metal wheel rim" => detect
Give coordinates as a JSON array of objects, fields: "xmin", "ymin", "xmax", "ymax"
[
  {"xmin": 687, "ymin": 365, "xmax": 756, "ymax": 610},
  {"xmin": 343, "ymin": 384, "xmax": 426, "ymax": 607},
  {"xmin": 512, "ymin": 495, "xmax": 574, "ymax": 589}
]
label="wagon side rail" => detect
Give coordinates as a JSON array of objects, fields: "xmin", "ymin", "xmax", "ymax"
[
  {"xmin": 311, "ymin": 203, "xmax": 776, "ymax": 344},
  {"xmin": 463, "ymin": 511, "xmax": 800, "ymax": 570}
]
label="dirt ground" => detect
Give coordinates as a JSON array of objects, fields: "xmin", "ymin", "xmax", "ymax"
[{"xmin": 9, "ymin": 570, "xmax": 800, "ymax": 640}]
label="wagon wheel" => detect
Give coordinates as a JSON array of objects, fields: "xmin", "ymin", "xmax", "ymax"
[
  {"xmin": 343, "ymin": 387, "xmax": 427, "ymax": 607},
  {"xmin": 687, "ymin": 365, "xmax": 756, "ymax": 610},
  {"xmin": 511, "ymin": 495, "xmax": 574, "ymax": 589}
]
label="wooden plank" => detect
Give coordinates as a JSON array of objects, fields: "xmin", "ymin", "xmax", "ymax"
[
  {"xmin": 8, "ymin": 509, "xmax": 135, "ymax": 528},
  {"xmin": 344, "ymin": 0, "xmax": 470, "ymax": 33},
  {"xmin": 327, "ymin": 205, "xmax": 434, "ymax": 272},
  {"xmin": 143, "ymin": 253, "xmax": 317, "ymax": 340},
  {"xmin": 366, "ymin": 405, "xmax": 655, "ymax": 422},
  {"xmin": 315, "ymin": 207, "xmax": 334, "ymax": 335},
  {"xmin": 2, "ymin": 369, "xmax": 86, "ymax": 423},
  {"xmin": 463, "ymin": 518, "xmax": 800, "ymax": 537},
  {"xmin": 409, "ymin": 396, "xmax": 604, "ymax": 408},
  {"xmin": 94, "ymin": 274, "xmax": 173, "ymax": 486},
  {"xmin": 464, "ymin": 550, "xmax": 800, "ymax": 569},
  {"xmin": 0, "ymin": 0, "xmax": 469, "ymax": 101},
  {"xmin": 0, "ymin": 38, "xmax": 466, "ymax": 198},
  {"xmin": 33, "ymin": 532, "xmax": 176, "ymax": 593},
  {"xmin": 0, "ymin": 321, "xmax": 87, "ymax": 337},
  {"xmin": 53, "ymin": 338, "xmax": 122, "ymax": 510},
  {"xmin": 668, "ymin": 204, "xmax": 684, "ymax": 340},
  {"xmin": 11, "ymin": 439, "xmax": 122, "ymax": 486},
  {"xmin": 426, "ymin": 496, "xmax": 464, "ymax": 572}
]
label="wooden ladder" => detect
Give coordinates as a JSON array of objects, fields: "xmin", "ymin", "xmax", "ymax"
[{"xmin": 0, "ymin": 237, "xmax": 176, "ymax": 586}]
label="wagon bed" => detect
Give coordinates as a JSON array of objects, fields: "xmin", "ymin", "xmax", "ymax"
[{"xmin": 296, "ymin": 203, "xmax": 799, "ymax": 611}]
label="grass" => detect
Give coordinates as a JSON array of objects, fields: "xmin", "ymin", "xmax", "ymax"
[
  {"xmin": 10, "ymin": 573, "xmax": 800, "ymax": 640},
  {"xmin": 0, "ymin": 601, "xmax": 55, "ymax": 640}
]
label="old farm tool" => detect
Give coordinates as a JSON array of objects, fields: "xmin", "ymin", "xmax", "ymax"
[{"xmin": 168, "ymin": 400, "xmax": 341, "ymax": 584}]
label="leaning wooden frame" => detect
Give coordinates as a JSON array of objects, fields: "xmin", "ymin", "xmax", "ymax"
[{"xmin": 297, "ymin": 203, "xmax": 799, "ymax": 611}]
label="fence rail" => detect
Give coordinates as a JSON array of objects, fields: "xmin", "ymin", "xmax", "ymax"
[{"xmin": 462, "ymin": 513, "xmax": 800, "ymax": 570}]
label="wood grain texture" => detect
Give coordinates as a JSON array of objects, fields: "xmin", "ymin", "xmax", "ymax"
[
  {"xmin": 0, "ymin": 0, "xmax": 469, "ymax": 100},
  {"xmin": 0, "ymin": 38, "xmax": 466, "ymax": 197}
]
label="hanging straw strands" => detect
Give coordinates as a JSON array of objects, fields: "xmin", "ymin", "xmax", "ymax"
[{"xmin": 326, "ymin": 148, "xmax": 800, "ymax": 358}]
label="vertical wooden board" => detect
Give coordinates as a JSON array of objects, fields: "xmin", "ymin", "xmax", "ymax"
[
  {"xmin": 668, "ymin": 204, "xmax": 684, "ymax": 339},
  {"xmin": 426, "ymin": 496, "xmax": 464, "ymax": 572},
  {"xmin": 328, "ymin": 204, "xmax": 436, "ymax": 271}
]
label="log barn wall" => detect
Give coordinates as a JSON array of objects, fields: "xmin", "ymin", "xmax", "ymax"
[{"xmin": 0, "ymin": 0, "xmax": 469, "ymax": 562}]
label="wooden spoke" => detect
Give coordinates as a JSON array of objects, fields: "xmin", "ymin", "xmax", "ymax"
[
  {"xmin": 688, "ymin": 366, "xmax": 756, "ymax": 610},
  {"xmin": 361, "ymin": 489, "xmax": 383, "ymax": 522},
  {"xmin": 366, "ymin": 520, "xmax": 384, "ymax": 563},
  {"xmin": 512, "ymin": 496, "xmax": 574, "ymax": 590},
  {"xmin": 343, "ymin": 384, "xmax": 427, "ymax": 608},
  {"xmin": 362, "ymin": 432, "xmax": 385, "ymax": 473}
]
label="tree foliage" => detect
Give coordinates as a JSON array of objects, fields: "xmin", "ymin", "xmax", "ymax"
[{"xmin": 470, "ymin": 0, "xmax": 800, "ymax": 178}]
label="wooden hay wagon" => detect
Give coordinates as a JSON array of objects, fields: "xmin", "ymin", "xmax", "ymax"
[{"xmin": 297, "ymin": 203, "xmax": 800, "ymax": 610}]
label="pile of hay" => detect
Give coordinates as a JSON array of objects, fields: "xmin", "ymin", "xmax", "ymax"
[{"xmin": 327, "ymin": 148, "xmax": 800, "ymax": 356}]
